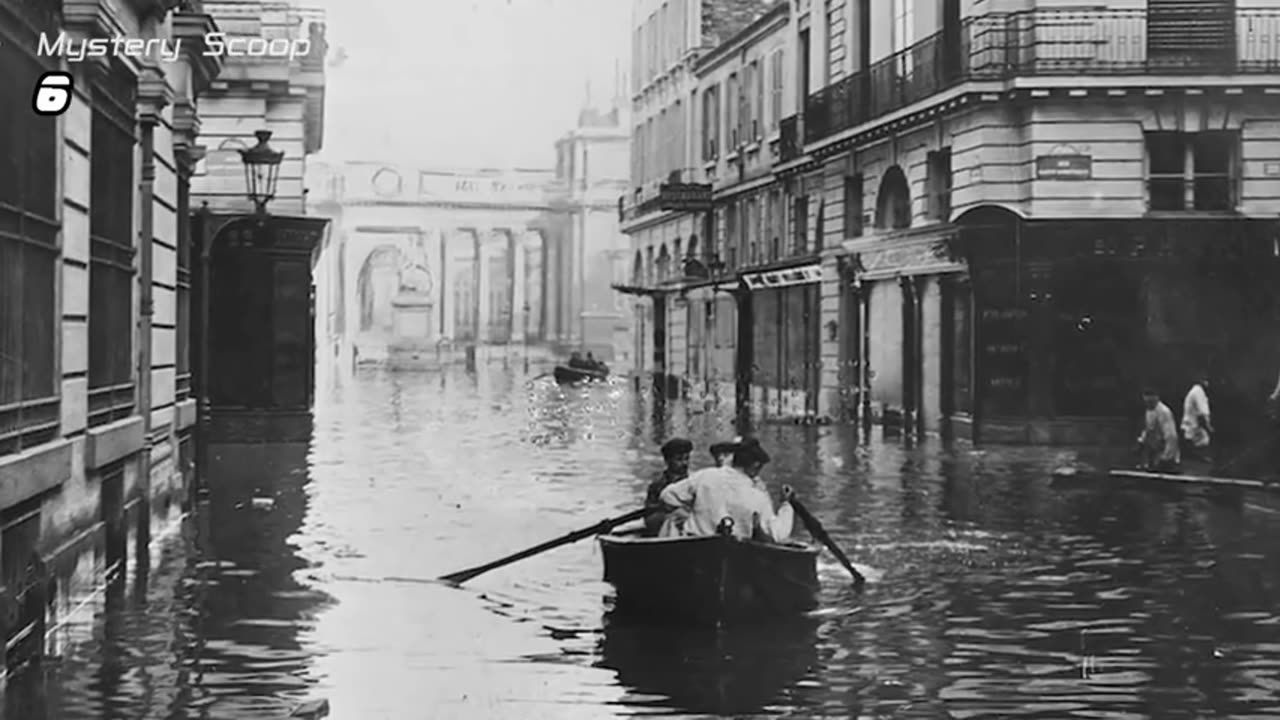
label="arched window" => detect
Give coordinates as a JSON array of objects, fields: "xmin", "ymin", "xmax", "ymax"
[
  {"xmin": 875, "ymin": 165, "xmax": 912, "ymax": 230},
  {"xmin": 687, "ymin": 235, "xmax": 699, "ymax": 261},
  {"xmin": 632, "ymin": 250, "xmax": 643, "ymax": 285},
  {"xmin": 656, "ymin": 244, "xmax": 671, "ymax": 282}
]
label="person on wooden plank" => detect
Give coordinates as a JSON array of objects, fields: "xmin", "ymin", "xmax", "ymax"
[
  {"xmin": 709, "ymin": 436, "xmax": 742, "ymax": 467},
  {"xmin": 1181, "ymin": 373, "xmax": 1214, "ymax": 464},
  {"xmin": 643, "ymin": 438, "xmax": 693, "ymax": 535},
  {"xmin": 657, "ymin": 438, "xmax": 795, "ymax": 543},
  {"xmin": 1138, "ymin": 388, "xmax": 1181, "ymax": 473}
]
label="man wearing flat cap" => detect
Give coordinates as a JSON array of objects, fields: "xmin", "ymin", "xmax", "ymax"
[
  {"xmin": 709, "ymin": 436, "xmax": 742, "ymax": 467},
  {"xmin": 643, "ymin": 438, "xmax": 693, "ymax": 535}
]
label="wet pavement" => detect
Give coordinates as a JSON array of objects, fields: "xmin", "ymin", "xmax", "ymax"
[{"xmin": 12, "ymin": 360, "xmax": 1280, "ymax": 719}]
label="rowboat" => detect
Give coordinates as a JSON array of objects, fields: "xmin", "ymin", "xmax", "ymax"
[
  {"xmin": 598, "ymin": 532, "xmax": 821, "ymax": 626},
  {"xmin": 553, "ymin": 364, "xmax": 609, "ymax": 384}
]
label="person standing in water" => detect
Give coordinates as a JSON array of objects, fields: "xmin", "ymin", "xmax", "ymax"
[
  {"xmin": 1138, "ymin": 388, "xmax": 1180, "ymax": 472},
  {"xmin": 1181, "ymin": 373, "xmax": 1214, "ymax": 464}
]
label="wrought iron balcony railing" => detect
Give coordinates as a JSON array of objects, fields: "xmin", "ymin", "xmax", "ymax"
[{"xmin": 804, "ymin": 7, "xmax": 1280, "ymax": 146}]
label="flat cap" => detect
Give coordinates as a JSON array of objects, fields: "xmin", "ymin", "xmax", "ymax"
[{"xmin": 660, "ymin": 437, "xmax": 693, "ymax": 457}]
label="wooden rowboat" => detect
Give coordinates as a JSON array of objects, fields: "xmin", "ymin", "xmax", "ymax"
[
  {"xmin": 598, "ymin": 532, "xmax": 820, "ymax": 626},
  {"xmin": 553, "ymin": 364, "xmax": 609, "ymax": 384}
]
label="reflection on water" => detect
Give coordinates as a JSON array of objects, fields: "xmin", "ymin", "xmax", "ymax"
[
  {"xmin": 14, "ymin": 364, "xmax": 1280, "ymax": 718},
  {"xmin": 597, "ymin": 616, "xmax": 819, "ymax": 716}
]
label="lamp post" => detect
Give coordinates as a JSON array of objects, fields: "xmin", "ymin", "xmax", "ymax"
[{"xmin": 239, "ymin": 129, "xmax": 284, "ymax": 215}]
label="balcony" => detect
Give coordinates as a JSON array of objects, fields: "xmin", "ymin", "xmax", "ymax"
[{"xmin": 804, "ymin": 7, "xmax": 1280, "ymax": 146}]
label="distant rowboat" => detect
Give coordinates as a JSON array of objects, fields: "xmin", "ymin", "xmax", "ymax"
[
  {"xmin": 598, "ymin": 532, "xmax": 820, "ymax": 627},
  {"xmin": 553, "ymin": 364, "xmax": 609, "ymax": 384}
]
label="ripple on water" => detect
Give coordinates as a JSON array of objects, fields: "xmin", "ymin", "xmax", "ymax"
[{"xmin": 26, "ymin": 365, "xmax": 1280, "ymax": 719}]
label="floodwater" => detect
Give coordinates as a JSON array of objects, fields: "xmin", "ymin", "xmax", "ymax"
[{"xmin": 12, "ymin": 361, "xmax": 1280, "ymax": 719}]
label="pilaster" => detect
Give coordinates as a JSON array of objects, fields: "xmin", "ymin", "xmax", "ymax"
[{"xmin": 136, "ymin": 64, "xmax": 173, "ymax": 129}]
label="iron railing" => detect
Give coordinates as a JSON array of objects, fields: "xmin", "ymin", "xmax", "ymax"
[{"xmin": 804, "ymin": 8, "xmax": 1280, "ymax": 146}]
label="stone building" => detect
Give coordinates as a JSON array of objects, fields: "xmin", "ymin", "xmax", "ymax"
[
  {"xmin": 620, "ymin": 0, "xmax": 783, "ymax": 394},
  {"xmin": 0, "ymin": 0, "xmax": 223, "ymax": 657},
  {"xmin": 189, "ymin": 0, "xmax": 328, "ymax": 440},
  {"xmin": 790, "ymin": 0, "xmax": 1280, "ymax": 449},
  {"xmin": 539, "ymin": 101, "xmax": 633, "ymax": 364}
]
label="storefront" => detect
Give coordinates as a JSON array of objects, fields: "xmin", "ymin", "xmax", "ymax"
[
  {"xmin": 957, "ymin": 207, "xmax": 1280, "ymax": 446},
  {"xmin": 740, "ymin": 262, "xmax": 823, "ymax": 420}
]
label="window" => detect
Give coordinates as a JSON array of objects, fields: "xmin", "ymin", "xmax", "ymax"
[
  {"xmin": 751, "ymin": 59, "xmax": 763, "ymax": 142},
  {"xmin": 769, "ymin": 51, "xmax": 784, "ymax": 133},
  {"xmin": 892, "ymin": 0, "xmax": 915, "ymax": 76},
  {"xmin": 843, "ymin": 175, "xmax": 864, "ymax": 238},
  {"xmin": 702, "ymin": 85, "xmax": 719, "ymax": 161},
  {"xmin": 724, "ymin": 201, "xmax": 738, "ymax": 268},
  {"xmin": 892, "ymin": 0, "xmax": 915, "ymax": 54},
  {"xmin": 826, "ymin": 0, "xmax": 846, "ymax": 83},
  {"xmin": 792, "ymin": 195, "xmax": 808, "ymax": 254},
  {"xmin": 0, "ymin": 4, "xmax": 61, "ymax": 455},
  {"xmin": 927, "ymin": 149, "xmax": 952, "ymax": 221},
  {"xmin": 1145, "ymin": 131, "xmax": 1238, "ymax": 212},
  {"xmin": 632, "ymin": 125, "xmax": 643, "ymax": 186},
  {"xmin": 88, "ymin": 62, "xmax": 138, "ymax": 428},
  {"xmin": 726, "ymin": 73, "xmax": 739, "ymax": 148}
]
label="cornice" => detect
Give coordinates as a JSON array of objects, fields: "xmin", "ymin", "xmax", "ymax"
[
  {"xmin": 62, "ymin": 0, "xmax": 127, "ymax": 40},
  {"xmin": 171, "ymin": 11, "xmax": 224, "ymax": 94},
  {"xmin": 136, "ymin": 63, "xmax": 173, "ymax": 124}
]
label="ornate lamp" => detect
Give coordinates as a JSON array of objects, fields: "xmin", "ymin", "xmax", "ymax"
[{"xmin": 239, "ymin": 129, "xmax": 284, "ymax": 214}]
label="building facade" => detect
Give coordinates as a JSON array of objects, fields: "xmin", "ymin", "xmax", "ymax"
[
  {"xmin": 621, "ymin": 0, "xmax": 784, "ymax": 397},
  {"xmin": 0, "ymin": 0, "xmax": 224, "ymax": 659},
  {"xmin": 540, "ymin": 104, "xmax": 634, "ymax": 364},
  {"xmin": 190, "ymin": 0, "xmax": 328, "ymax": 441},
  {"xmin": 787, "ymin": 0, "xmax": 1280, "ymax": 448}
]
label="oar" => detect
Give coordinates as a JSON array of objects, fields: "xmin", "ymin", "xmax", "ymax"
[
  {"xmin": 439, "ymin": 507, "xmax": 648, "ymax": 585},
  {"xmin": 785, "ymin": 489, "xmax": 866, "ymax": 587}
]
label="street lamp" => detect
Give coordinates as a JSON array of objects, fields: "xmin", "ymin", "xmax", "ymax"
[{"xmin": 239, "ymin": 129, "xmax": 284, "ymax": 214}]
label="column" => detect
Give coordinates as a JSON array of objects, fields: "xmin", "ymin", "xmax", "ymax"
[
  {"xmin": 438, "ymin": 228, "xmax": 453, "ymax": 341},
  {"xmin": 510, "ymin": 233, "xmax": 526, "ymax": 343},
  {"xmin": 474, "ymin": 229, "xmax": 491, "ymax": 343}
]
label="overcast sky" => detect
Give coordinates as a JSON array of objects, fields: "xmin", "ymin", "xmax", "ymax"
[{"xmin": 312, "ymin": 0, "xmax": 631, "ymax": 169}]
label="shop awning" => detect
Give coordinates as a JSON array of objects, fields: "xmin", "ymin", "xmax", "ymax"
[
  {"xmin": 611, "ymin": 283, "xmax": 662, "ymax": 297},
  {"xmin": 742, "ymin": 263, "xmax": 822, "ymax": 290}
]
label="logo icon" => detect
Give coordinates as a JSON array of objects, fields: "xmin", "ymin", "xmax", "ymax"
[{"xmin": 33, "ymin": 72, "xmax": 73, "ymax": 116}]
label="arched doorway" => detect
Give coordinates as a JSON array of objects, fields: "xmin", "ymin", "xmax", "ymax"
[{"xmin": 357, "ymin": 245, "xmax": 403, "ymax": 335}]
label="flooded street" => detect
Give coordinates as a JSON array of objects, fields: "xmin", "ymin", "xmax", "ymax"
[{"xmin": 14, "ymin": 363, "xmax": 1280, "ymax": 719}]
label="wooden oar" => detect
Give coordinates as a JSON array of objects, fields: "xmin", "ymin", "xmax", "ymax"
[
  {"xmin": 439, "ymin": 507, "xmax": 648, "ymax": 585},
  {"xmin": 786, "ymin": 490, "xmax": 866, "ymax": 587}
]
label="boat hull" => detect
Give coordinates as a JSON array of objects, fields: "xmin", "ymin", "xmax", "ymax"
[
  {"xmin": 599, "ymin": 534, "xmax": 820, "ymax": 626},
  {"xmin": 553, "ymin": 365, "xmax": 608, "ymax": 384}
]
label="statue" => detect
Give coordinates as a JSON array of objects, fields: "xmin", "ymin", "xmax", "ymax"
[{"xmin": 396, "ymin": 244, "xmax": 433, "ymax": 297}]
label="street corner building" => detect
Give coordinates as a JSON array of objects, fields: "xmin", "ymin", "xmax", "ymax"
[
  {"xmin": 0, "ymin": 0, "xmax": 327, "ymax": 663},
  {"xmin": 622, "ymin": 0, "xmax": 1280, "ymax": 445},
  {"xmin": 0, "ymin": 0, "xmax": 223, "ymax": 656}
]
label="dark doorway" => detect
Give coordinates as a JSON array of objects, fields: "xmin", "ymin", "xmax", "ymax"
[
  {"xmin": 208, "ymin": 220, "xmax": 317, "ymax": 412},
  {"xmin": 652, "ymin": 295, "xmax": 668, "ymax": 396}
]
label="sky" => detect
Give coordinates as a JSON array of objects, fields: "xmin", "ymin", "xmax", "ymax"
[{"xmin": 311, "ymin": 0, "xmax": 632, "ymax": 169}]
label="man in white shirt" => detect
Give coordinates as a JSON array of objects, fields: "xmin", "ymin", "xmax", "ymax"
[
  {"xmin": 657, "ymin": 439, "xmax": 794, "ymax": 542},
  {"xmin": 1181, "ymin": 374, "xmax": 1213, "ymax": 463}
]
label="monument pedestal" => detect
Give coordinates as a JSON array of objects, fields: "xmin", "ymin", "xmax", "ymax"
[{"xmin": 387, "ymin": 294, "xmax": 439, "ymax": 370}]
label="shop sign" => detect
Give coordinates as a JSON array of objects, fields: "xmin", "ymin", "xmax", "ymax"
[
  {"xmin": 657, "ymin": 182, "xmax": 713, "ymax": 211},
  {"xmin": 861, "ymin": 240, "xmax": 958, "ymax": 276},
  {"xmin": 743, "ymin": 264, "xmax": 822, "ymax": 290},
  {"xmin": 1035, "ymin": 154, "xmax": 1092, "ymax": 180}
]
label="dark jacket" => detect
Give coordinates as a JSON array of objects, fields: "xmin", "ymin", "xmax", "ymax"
[{"xmin": 643, "ymin": 467, "xmax": 687, "ymax": 533}]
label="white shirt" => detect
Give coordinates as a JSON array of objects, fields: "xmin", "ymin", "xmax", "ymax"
[
  {"xmin": 1182, "ymin": 383, "xmax": 1211, "ymax": 445},
  {"xmin": 657, "ymin": 466, "xmax": 794, "ymax": 542}
]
